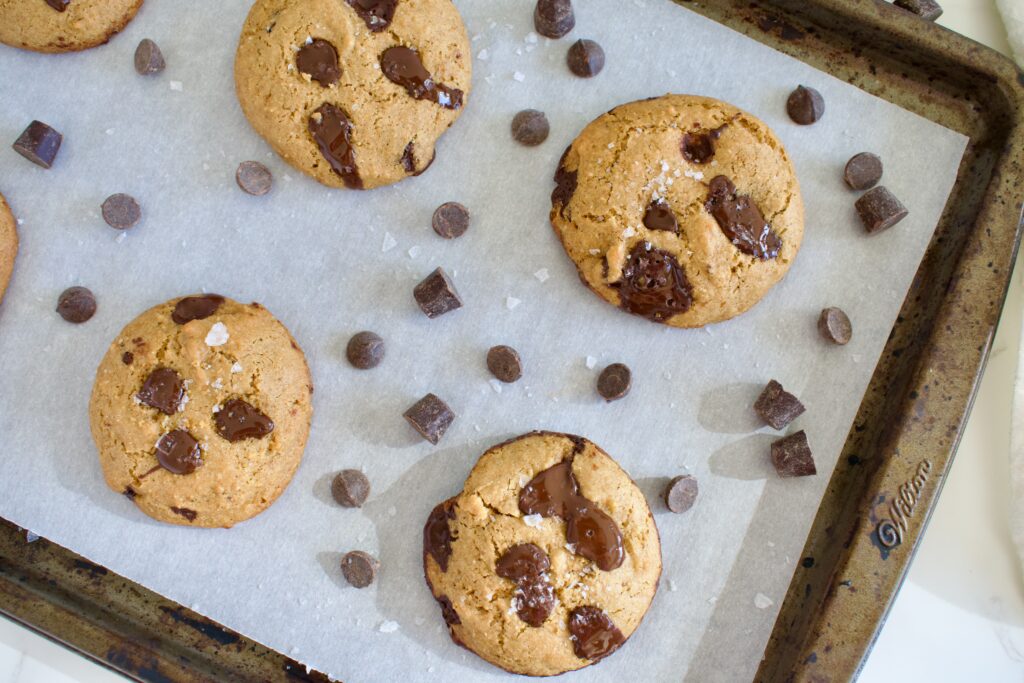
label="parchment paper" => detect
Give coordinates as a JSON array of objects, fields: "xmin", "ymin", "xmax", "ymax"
[{"xmin": 0, "ymin": 0, "xmax": 967, "ymax": 680}]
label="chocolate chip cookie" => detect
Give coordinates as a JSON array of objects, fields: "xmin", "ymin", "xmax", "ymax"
[
  {"xmin": 89, "ymin": 295, "xmax": 314, "ymax": 528},
  {"xmin": 0, "ymin": 193, "xmax": 17, "ymax": 308},
  {"xmin": 0, "ymin": 0, "xmax": 143, "ymax": 53},
  {"xmin": 234, "ymin": 0, "xmax": 472, "ymax": 190},
  {"xmin": 423, "ymin": 431, "xmax": 661, "ymax": 676},
  {"xmin": 550, "ymin": 94, "xmax": 804, "ymax": 328}
]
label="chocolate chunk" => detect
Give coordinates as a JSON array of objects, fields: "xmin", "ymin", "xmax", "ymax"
[
  {"xmin": 487, "ymin": 345, "xmax": 523, "ymax": 383},
  {"xmin": 642, "ymin": 198, "xmax": 678, "ymax": 233},
  {"xmin": 613, "ymin": 243, "xmax": 693, "ymax": 322},
  {"xmin": 567, "ymin": 39, "xmax": 605, "ymax": 78},
  {"xmin": 13, "ymin": 121, "xmax": 63, "ymax": 169},
  {"xmin": 597, "ymin": 363, "xmax": 631, "ymax": 402},
  {"xmin": 296, "ymin": 39, "xmax": 341, "ymax": 87},
  {"xmin": 818, "ymin": 307, "xmax": 852, "ymax": 345},
  {"xmin": 123, "ymin": 486, "xmax": 137, "ymax": 500},
  {"xmin": 171, "ymin": 294, "xmax": 224, "ymax": 324},
  {"xmin": 345, "ymin": 0, "xmax": 397, "ymax": 31},
  {"xmin": 843, "ymin": 152, "xmax": 883, "ymax": 191},
  {"xmin": 786, "ymin": 85, "xmax": 825, "ymax": 125},
  {"xmin": 136, "ymin": 367, "xmax": 185, "ymax": 415},
  {"xmin": 431, "ymin": 202, "xmax": 470, "ymax": 239},
  {"xmin": 332, "ymin": 469, "xmax": 370, "ymax": 507},
  {"xmin": 404, "ymin": 393, "xmax": 455, "ymax": 444},
  {"xmin": 340, "ymin": 550, "xmax": 379, "ymax": 588},
  {"xmin": 121, "ymin": 351, "xmax": 134, "ymax": 365},
  {"xmin": 497, "ymin": 544, "xmax": 554, "ymax": 626},
  {"xmin": 520, "ymin": 459, "xmax": 624, "ymax": 571},
  {"xmin": 754, "ymin": 379, "xmax": 805, "ymax": 430},
  {"xmin": 511, "ymin": 109, "xmax": 549, "ymax": 146},
  {"xmin": 567, "ymin": 606, "xmax": 625, "ymax": 661},
  {"xmin": 45, "ymin": 0, "xmax": 70, "ymax": 11},
  {"xmin": 534, "ymin": 0, "xmax": 575, "ymax": 38},
  {"xmin": 236, "ymin": 161, "xmax": 273, "ymax": 196},
  {"xmin": 771, "ymin": 431, "xmax": 816, "ymax": 477},
  {"xmin": 894, "ymin": 0, "xmax": 943, "ymax": 20},
  {"xmin": 855, "ymin": 186, "xmax": 908, "ymax": 234},
  {"xmin": 214, "ymin": 398, "xmax": 275, "ymax": 442},
  {"xmin": 134, "ymin": 39, "xmax": 165, "ymax": 75},
  {"xmin": 400, "ymin": 142, "xmax": 434, "ymax": 176},
  {"xmin": 551, "ymin": 144, "xmax": 578, "ymax": 214},
  {"xmin": 309, "ymin": 103, "xmax": 362, "ymax": 189},
  {"xmin": 346, "ymin": 331, "xmax": 385, "ymax": 369},
  {"xmin": 436, "ymin": 595, "xmax": 461, "ymax": 625},
  {"xmin": 380, "ymin": 46, "xmax": 463, "ymax": 109},
  {"xmin": 155, "ymin": 429, "xmax": 203, "ymax": 474},
  {"xmin": 170, "ymin": 507, "xmax": 197, "ymax": 522},
  {"xmin": 424, "ymin": 499, "xmax": 457, "ymax": 571},
  {"xmin": 101, "ymin": 193, "xmax": 141, "ymax": 230},
  {"xmin": 413, "ymin": 267, "xmax": 462, "ymax": 318},
  {"xmin": 664, "ymin": 475, "xmax": 698, "ymax": 514},
  {"xmin": 56, "ymin": 286, "xmax": 96, "ymax": 323},
  {"xmin": 681, "ymin": 123, "xmax": 727, "ymax": 164},
  {"xmin": 705, "ymin": 176, "xmax": 781, "ymax": 260}
]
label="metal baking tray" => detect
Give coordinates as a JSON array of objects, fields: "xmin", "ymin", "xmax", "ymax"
[{"xmin": 2, "ymin": 0, "xmax": 1022, "ymax": 680}]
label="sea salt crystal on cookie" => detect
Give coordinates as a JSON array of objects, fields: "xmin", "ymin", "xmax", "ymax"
[
  {"xmin": 230, "ymin": 362, "xmax": 243, "ymax": 373},
  {"xmin": 205, "ymin": 322, "xmax": 229, "ymax": 346},
  {"xmin": 523, "ymin": 513, "xmax": 543, "ymax": 527}
]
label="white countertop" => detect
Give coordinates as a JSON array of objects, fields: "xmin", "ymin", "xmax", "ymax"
[{"xmin": 0, "ymin": 1, "xmax": 1020, "ymax": 681}]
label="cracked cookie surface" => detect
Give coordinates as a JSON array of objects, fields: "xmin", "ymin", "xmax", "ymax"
[
  {"xmin": 89, "ymin": 295, "xmax": 313, "ymax": 528},
  {"xmin": 234, "ymin": 0, "xmax": 471, "ymax": 190},
  {"xmin": 423, "ymin": 431, "xmax": 661, "ymax": 676},
  {"xmin": 550, "ymin": 94, "xmax": 804, "ymax": 328},
  {"xmin": 0, "ymin": 0, "xmax": 142, "ymax": 53}
]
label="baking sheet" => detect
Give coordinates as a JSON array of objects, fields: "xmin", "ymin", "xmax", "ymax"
[{"xmin": 0, "ymin": 0, "xmax": 967, "ymax": 680}]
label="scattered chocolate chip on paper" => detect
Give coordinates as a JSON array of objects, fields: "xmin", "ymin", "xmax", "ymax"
[
  {"xmin": 431, "ymin": 202, "xmax": 470, "ymax": 239},
  {"xmin": 487, "ymin": 345, "xmax": 523, "ymax": 383},
  {"xmin": 771, "ymin": 431, "xmax": 816, "ymax": 478},
  {"xmin": 534, "ymin": 0, "xmax": 575, "ymax": 38},
  {"xmin": 597, "ymin": 363, "xmax": 631, "ymax": 402},
  {"xmin": 843, "ymin": 152, "xmax": 883, "ymax": 191},
  {"xmin": 786, "ymin": 85, "xmax": 825, "ymax": 125},
  {"xmin": 404, "ymin": 393, "xmax": 455, "ymax": 444},
  {"xmin": 332, "ymin": 470, "xmax": 370, "ymax": 508},
  {"xmin": 236, "ymin": 161, "xmax": 273, "ymax": 196},
  {"xmin": 56, "ymin": 286, "xmax": 96, "ymax": 323},
  {"xmin": 754, "ymin": 380, "xmax": 806, "ymax": 430},
  {"xmin": 664, "ymin": 475, "xmax": 699, "ymax": 514},
  {"xmin": 818, "ymin": 307, "xmax": 852, "ymax": 345},
  {"xmin": 567, "ymin": 39, "xmax": 605, "ymax": 78},
  {"xmin": 855, "ymin": 186, "xmax": 908, "ymax": 234},
  {"xmin": 12, "ymin": 121, "xmax": 62, "ymax": 169},
  {"xmin": 340, "ymin": 550, "xmax": 379, "ymax": 588},
  {"xmin": 134, "ymin": 39, "xmax": 166, "ymax": 75},
  {"xmin": 511, "ymin": 109, "xmax": 550, "ymax": 146},
  {"xmin": 346, "ymin": 331, "xmax": 385, "ymax": 369},
  {"xmin": 413, "ymin": 267, "xmax": 463, "ymax": 318},
  {"xmin": 101, "ymin": 193, "xmax": 141, "ymax": 230}
]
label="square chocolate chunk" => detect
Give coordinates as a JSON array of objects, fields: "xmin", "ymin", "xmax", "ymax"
[
  {"xmin": 414, "ymin": 267, "xmax": 462, "ymax": 319},
  {"xmin": 754, "ymin": 380, "xmax": 805, "ymax": 430},
  {"xmin": 855, "ymin": 186, "xmax": 908, "ymax": 234},
  {"xmin": 12, "ymin": 120, "xmax": 63, "ymax": 169},
  {"xmin": 771, "ymin": 431, "xmax": 816, "ymax": 478},
  {"xmin": 404, "ymin": 393, "xmax": 455, "ymax": 445}
]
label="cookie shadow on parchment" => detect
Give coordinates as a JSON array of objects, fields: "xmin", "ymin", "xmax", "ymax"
[
  {"xmin": 698, "ymin": 382, "xmax": 766, "ymax": 434},
  {"xmin": 359, "ymin": 437, "xmax": 521, "ymax": 676}
]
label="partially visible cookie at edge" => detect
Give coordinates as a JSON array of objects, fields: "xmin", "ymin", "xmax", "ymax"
[
  {"xmin": 423, "ymin": 431, "xmax": 661, "ymax": 676},
  {"xmin": 0, "ymin": 193, "xmax": 17, "ymax": 307},
  {"xmin": 89, "ymin": 294, "xmax": 314, "ymax": 528},
  {"xmin": 549, "ymin": 94, "xmax": 804, "ymax": 328},
  {"xmin": 234, "ymin": 0, "xmax": 472, "ymax": 190},
  {"xmin": 0, "ymin": 0, "xmax": 143, "ymax": 53}
]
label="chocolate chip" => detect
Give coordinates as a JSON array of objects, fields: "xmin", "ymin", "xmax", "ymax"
[
  {"xmin": 551, "ymin": 145, "xmax": 577, "ymax": 214},
  {"xmin": 101, "ymin": 193, "xmax": 141, "ymax": 230},
  {"xmin": 214, "ymin": 398, "xmax": 274, "ymax": 442},
  {"xmin": 121, "ymin": 351, "xmax": 134, "ymax": 365},
  {"xmin": 424, "ymin": 498, "xmax": 457, "ymax": 571},
  {"xmin": 236, "ymin": 161, "xmax": 273, "ymax": 196},
  {"xmin": 346, "ymin": 331, "xmax": 385, "ymax": 369},
  {"xmin": 296, "ymin": 39, "xmax": 341, "ymax": 87},
  {"xmin": 136, "ymin": 367, "xmax": 185, "ymax": 415},
  {"xmin": 894, "ymin": 0, "xmax": 943, "ymax": 20},
  {"xmin": 170, "ymin": 507, "xmax": 198, "ymax": 522},
  {"xmin": 431, "ymin": 202, "xmax": 470, "ymax": 239},
  {"xmin": 487, "ymin": 345, "xmax": 523, "ymax": 383},
  {"xmin": 613, "ymin": 243, "xmax": 693, "ymax": 321},
  {"xmin": 123, "ymin": 486, "xmax": 137, "ymax": 500},
  {"xmin": 413, "ymin": 267, "xmax": 462, "ymax": 318},
  {"xmin": 681, "ymin": 123, "xmax": 727, "ymax": 164},
  {"xmin": 171, "ymin": 294, "xmax": 224, "ymax": 324},
  {"xmin": 45, "ymin": 0, "xmax": 70, "ymax": 11},
  {"xmin": 786, "ymin": 85, "xmax": 825, "ymax": 125},
  {"xmin": 534, "ymin": 0, "xmax": 575, "ymax": 38},
  {"xmin": 436, "ymin": 595, "xmax": 461, "ymax": 625},
  {"xmin": 309, "ymin": 103, "xmax": 362, "ymax": 189},
  {"xmin": 643, "ymin": 198, "xmax": 678, "ymax": 233},
  {"xmin": 818, "ymin": 307, "xmax": 852, "ymax": 345},
  {"xmin": 597, "ymin": 363, "xmax": 631, "ymax": 402},
  {"xmin": 155, "ymin": 429, "xmax": 203, "ymax": 474},
  {"xmin": 771, "ymin": 431, "xmax": 816, "ymax": 478},
  {"xmin": 496, "ymin": 544, "xmax": 555, "ymax": 626},
  {"xmin": 332, "ymin": 469, "xmax": 370, "ymax": 507},
  {"xmin": 13, "ymin": 121, "xmax": 63, "ymax": 169},
  {"xmin": 401, "ymin": 142, "xmax": 435, "ymax": 176},
  {"xmin": 567, "ymin": 606, "xmax": 625, "ymax": 661},
  {"xmin": 754, "ymin": 379, "xmax": 806, "ymax": 430},
  {"xmin": 56, "ymin": 286, "xmax": 96, "ymax": 323},
  {"xmin": 344, "ymin": 0, "xmax": 397, "ymax": 31},
  {"xmin": 705, "ymin": 176, "xmax": 781, "ymax": 260},
  {"xmin": 404, "ymin": 393, "xmax": 455, "ymax": 444},
  {"xmin": 340, "ymin": 550, "xmax": 379, "ymax": 588},
  {"xmin": 134, "ymin": 39, "xmax": 165, "ymax": 75},
  {"xmin": 664, "ymin": 475, "xmax": 699, "ymax": 514},
  {"xmin": 843, "ymin": 152, "xmax": 883, "ymax": 191},
  {"xmin": 511, "ymin": 109, "xmax": 549, "ymax": 146},
  {"xmin": 567, "ymin": 39, "xmax": 605, "ymax": 78},
  {"xmin": 380, "ymin": 46, "xmax": 463, "ymax": 109},
  {"xmin": 855, "ymin": 186, "xmax": 908, "ymax": 234}
]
